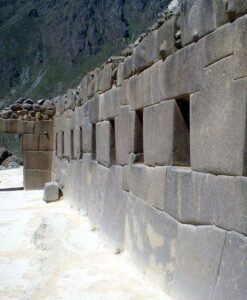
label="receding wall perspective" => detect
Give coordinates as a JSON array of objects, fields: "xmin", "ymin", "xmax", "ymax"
[{"xmin": 0, "ymin": 0, "xmax": 247, "ymax": 299}]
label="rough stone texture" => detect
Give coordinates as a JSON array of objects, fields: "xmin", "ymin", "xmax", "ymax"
[
  {"xmin": 132, "ymin": 30, "xmax": 158, "ymax": 73},
  {"xmin": 115, "ymin": 106, "xmax": 138, "ymax": 165},
  {"xmin": 88, "ymin": 95, "xmax": 99, "ymax": 124},
  {"xmin": 122, "ymin": 56, "xmax": 133, "ymax": 80},
  {"xmin": 96, "ymin": 121, "xmax": 115, "ymax": 167},
  {"xmin": 144, "ymin": 100, "xmax": 190, "ymax": 167},
  {"xmin": 56, "ymin": 132, "xmax": 64, "ymax": 159},
  {"xmin": 127, "ymin": 75, "xmax": 137, "ymax": 111},
  {"xmin": 34, "ymin": 120, "xmax": 53, "ymax": 136},
  {"xmin": 24, "ymin": 169, "xmax": 51, "ymax": 190},
  {"xmin": 149, "ymin": 61, "xmax": 162, "ymax": 105},
  {"xmin": 101, "ymin": 87, "xmax": 120, "ymax": 120},
  {"xmin": 233, "ymin": 15, "xmax": 247, "ymax": 79},
  {"xmin": 43, "ymin": 181, "xmax": 59, "ymax": 203},
  {"xmin": 99, "ymin": 63, "xmax": 113, "ymax": 93},
  {"xmin": 63, "ymin": 130, "xmax": 73, "ymax": 160},
  {"xmin": 125, "ymin": 193, "xmax": 177, "ymax": 291},
  {"xmin": 116, "ymin": 62, "xmax": 124, "ymax": 87},
  {"xmin": 24, "ymin": 151, "xmax": 52, "ymax": 171},
  {"xmin": 191, "ymin": 59, "xmax": 247, "ymax": 176},
  {"xmin": 100, "ymin": 166, "xmax": 127, "ymax": 249},
  {"xmin": 82, "ymin": 116, "xmax": 93, "ymax": 153},
  {"xmin": 171, "ymin": 224, "xmax": 226, "ymax": 300},
  {"xmin": 212, "ymin": 231, "xmax": 247, "ymax": 300},
  {"xmin": 227, "ymin": 0, "xmax": 247, "ymax": 20},
  {"xmin": 73, "ymin": 125, "xmax": 82, "ymax": 160},
  {"xmin": 120, "ymin": 80, "xmax": 129, "ymax": 105},
  {"xmin": 180, "ymin": 0, "xmax": 227, "ymax": 46},
  {"xmin": 122, "ymin": 165, "xmax": 129, "ymax": 192},
  {"xmin": 39, "ymin": 133, "xmax": 54, "ymax": 151},
  {"xmin": 203, "ymin": 22, "xmax": 234, "ymax": 67}
]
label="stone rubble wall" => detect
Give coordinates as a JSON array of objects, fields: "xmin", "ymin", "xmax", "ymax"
[{"xmin": 13, "ymin": 0, "xmax": 247, "ymax": 298}]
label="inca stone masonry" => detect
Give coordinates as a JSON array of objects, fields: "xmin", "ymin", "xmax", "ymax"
[{"xmin": 0, "ymin": 0, "xmax": 247, "ymax": 299}]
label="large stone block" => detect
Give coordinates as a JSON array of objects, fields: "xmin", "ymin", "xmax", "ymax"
[
  {"xmin": 3, "ymin": 119, "xmax": 24, "ymax": 134},
  {"xmin": 122, "ymin": 165, "xmax": 129, "ymax": 192},
  {"xmin": 39, "ymin": 133, "xmax": 54, "ymax": 151},
  {"xmin": 73, "ymin": 125, "xmax": 82, "ymax": 159},
  {"xmin": 88, "ymin": 95, "xmax": 100, "ymax": 124},
  {"xmin": 79, "ymin": 73, "xmax": 90, "ymax": 103},
  {"xmin": 234, "ymin": 15, "xmax": 247, "ymax": 79},
  {"xmin": 130, "ymin": 68, "xmax": 152, "ymax": 110},
  {"xmin": 100, "ymin": 166, "xmax": 127, "ymax": 249},
  {"xmin": 116, "ymin": 62, "xmax": 124, "ymax": 87},
  {"xmin": 23, "ymin": 121, "xmax": 35, "ymax": 134},
  {"xmin": 22, "ymin": 134, "xmax": 39, "ymax": 151},
  {"xmin": 24, "ymin": 169, "xmax": 51, "ymax": 190},
  {"xmin": 96, "ymin": 121, "xmax": 115, "ymax": 167},
  {"xmin": 160, "ymin": 41, "xmax": 203, "ymax": 99},
  {"xmin": 56, "ymin": 132, "xmax": 64, "ymax": 159},
  {"xmin": 149, "ymin": 60, "xmax": 162, "ymax": 104},
  {"xmin": 180, "ymin": 0, "xmax": 227, "ymax": 46},
  {"xmin": 127, "ymin": 75, "xmax": 137, "ymax": 111},
  {"xmin": 99, "ymin": 63, "xmax": 113, "ymax": 93},
  {"xmin": 227, "ymin": 0, "xmax": 247, "ymax": 20},
  {"xmin": 132, "ymin": 30, "xmax": 158, "ymax": 73},
  {"xmin": 34, "ymin": 121, "xmax": 53, "ymax": 136},
  {"xmin": 101, "ymin": 87, "xmax": 120, "ymax": 120},
  {"xmin": 55, "ymin": 116, "xmax": 64, "ymax": 133},
  {"xmin": 156, "ymin": 16, "xmax": 176, "ymax": 59},
  {"xmin": 120, "ymin": 80, "xmax": 129, "ymax": 105},
  {"xmin": 74, "ymin": 106, "xmax": 84, "ymax": 126},
  {"xmin": 24, "ymin": 151, "xmax": 52, "ymax": 170},
  {"xmin": 125, "ymin": 193, "xmax": 178, "ymax": 290},
  {"xmin": 191, "ymin": 60, "xmax": 247, "ymax": 176},
  {"xmin": 43, "ymin": 182, "xmax": 59, "ymax": 203},
  {"xmin": 122, "ymin": 56, "xmax": 133, "ymax": 80},
  {"xmin": 144, "ymin": 100, "xmax": 190, "ymax": 167},
  {"xmin": 203, "ymin": 22, "xmax": 234, "ymax": 67},
  {"xmin": 115, "ymin": 106, "xmax": 140, "ymax": 165},
  {"xmin": 82, "ymin": 116, "xmax": 93, "ymax": 153},
  {"xmin": 171, "ymin": 224, "xmax": 226, "ymax": 300},
  {"xmin": 212, "ymin": 231, "xmax": 247, "ymax": 300},
  {"xmin": 63, "ymin": 130, "xmax": 73, "ymax": 160},
  {"xmin": 165, "ymin": 167, "xmax": 192, "ymax": 222}
]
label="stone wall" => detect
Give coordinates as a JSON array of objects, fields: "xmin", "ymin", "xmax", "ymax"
[{"xmin": 53, "ymin": 1, "xmax": 247, "ymax": 299}]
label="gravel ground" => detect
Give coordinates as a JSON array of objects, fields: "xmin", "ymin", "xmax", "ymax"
[{"xmin": 0, "ymin": 170, "xmax": 171, "ymax": 300}]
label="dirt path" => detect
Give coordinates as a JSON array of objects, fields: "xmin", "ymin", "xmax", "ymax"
[{"xmin": 0, "ymin": 171, "xmax": 170, "ymax": 300}]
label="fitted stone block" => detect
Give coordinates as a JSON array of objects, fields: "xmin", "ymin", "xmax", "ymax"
[
  {"xmin": 43, "ymin": 182, "xmax": 59, "ymax": 203},
  {"xmin": 125, "ymin": 193, "xmax": 177, "ymax": 290},
  {"xmin": 101, "ymin": 87, "xmax": 120, "ymax": 120},
  {"xmin": 203, "ymin": 23, "xmax": 234, "ymax": 67},
  {"xmin": 122, "ymin": 56, "xmax": 133, "ymax": 79},
  {"xmin": 234, "ymin": 15, "xmax": 247, "ymax": 79},
  {"xmin": 180, "ymin": 0, "xmax": 227, "ymax": 46},
  {"xmin": 156, "ymin": 16, "xmax": 176, "ymax": 59},
  {"xmin": 39, "ymin": 133, "xmax": 54, "ymax": 151},
  {"xmin": 99, "ymin": 63, "xmax": 113, "ymax": 93},
  {"xmin": 88, "ymin": 95, "xmax": 99, "ymax": 124},
  {"xmin": 56, "ymin": 132, "xmax": 64, "ymax": 159},
  {"xmin": 63, "ymin": 130, "xmax": 73, "ymax": 160},
  {"xmin": 100, "ymin": 166, "xmax": 127, "ymax": 249},
  {"xmin": 120, "ymin": 80, "xmax": 128, "ymax": 105},
  {"xmin": 144, "ymin": 100, "xmax": 190, "ymax": 166},
  {"xmin": 22, "ymin": 134, "xmax": 39, "ymax": 151},
  {"xmin": 172, "ymin": 224, "xmax": 226, "ymax": 300},
  {"xmin": 24, "ymin": 169, "xmax": 51, "ymax": 190},
  {"xmin": 23, "ymin": 121, "xmax": 35, "ymax": 134},
  {"xmin": 115, "ymin": 106, "xmax": 140, "ymax": 165},
  {"xmin": 96, "ymin": 121, "xmax": 115, "ymax": 167},
  {"xmin": 191, "ymin": 60, "xmax": 247, "ymax": 176},
  {"xmin": 34, "ymin": 121, "xmax": 53, "ymax": 136},
  {"xmin": 128, "ymin": 164, "xmax": 153, "ymax": 202},
  {"xmin": 160, "ymin": 41, "xmax": 203, "ymax": 99},
  {"xmin": 55, "ymin": 116, "xmax": 64, "ymax": 133},
  {"xmin": 122, "ymin": 165, "xmax": 129, "ymax": 192},
  {"xmin": 130, "ymin": 68, "xmax": 151, "ymax": 110},
  {"xmin": 165, "ymin": 167, "xmax": 192, "ymax": 222},
  {"xmin": 3, "ymin": 119, "xmax": 24, "ymax": 134},
  {"xmin": 82, "ymin": 116, "xmax": 93, "ymax": 153},
  {"xmin": 127, "ymin": 75, "xmax": 137, "ymax": 111},
  {"xmin": 24, "ymin": 151, "xmax": 52, "ymax": 171},
  {"xmin": 73, "ymin": 125, "xmax": 82, "ymax": 159},
  {"xmin": 132, "ymin": 30, "xmax": 158, "ymax": 73},
  {"xmin": 74, "ymin": 106, "xmax": 84, "ymax": 126},
  {"xmin": 79, "ymin": 73, "xmax": 90, "ymax": 102},
  {"xmin": 227, "ymin": 0, "xmax": 247, "ymax": 20},
  {"xmin": 149, "ymin": 60, "xmax": 162, "ymax": 104},
  {"xmin": 212, "ymin": 231, "xmax": 247, "ymax": 300},
  {"xmin": 116, "ymin": 62, "xmax": 124, "ymax": 87}
]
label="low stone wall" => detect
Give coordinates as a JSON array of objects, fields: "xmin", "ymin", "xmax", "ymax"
[{"xmin": 52, "ymin": 1, "xmax": 247, "ymax": 299}]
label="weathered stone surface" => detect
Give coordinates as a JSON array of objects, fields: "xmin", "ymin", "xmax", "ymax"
[
  {"xmin": 120, "ymin": 80, "xmax": 129, "ymax": 105},
  {"xmin": 96, "ymin": 121, "xmax": 115, "ymax": 167},
  {"xmin": 73, "ymin": 125, "xmax": 82, "ymax": 160},
  {"xmin": 63, "ymin": 130, "xmax": 73, "ymax": 160},
  {"xmin": 132, "ymin": 30, "xmax": 158, "ymax": 73},
  {"xmin": 116, "ymin": 62, "xmax": 124, "ymax": 87},
  {"xmin": 39, "ymin": 133, "xmax": 54, "ymax": 151},
  {"xmin": 43, "ymin": 181, "xmax": 59, "ymax": 203},
  {"xmin": 180, "ymin": 0, "xmax": 227, "ymax": 46},
  {"xmin": 150, "ymin": 166, "xmax": 168, "ymax": 210},
  {"xmin": 156, "ymin": 16, "xmax": 176, "ymax": 59},
  {"xmin": 101, "ymin": 87, "xmax": 120, "ymax": 120},
  {"xmin": 171, "ymin": 224, "xmax": 226, "ymax": 300},
  {"xmin": 127, "ymin": 75, "xmax": 137, "ymax": 111},
  {"xmin": 125, "ymin": 193, "xmax": 177, "ymax": 290},
  {"xmin": 149, "ymin": 60, "xmax": 162, "ymax": 105},
  {"xmin": 115, "ymin": 106, "xmax": 138, "ymax": 165},
  {"xmin": 0, "ymin": 119, "xmax": 24, "ymax": 134},
  {"xmin": 24, "ymin": 151, "xmax": 52, "ymax": 171},
  {"xmin": 56, "ymin": 132, "xmax": 64, "ymax": 159},
  {"xmin": 74, "ymin": 106, "xmax": 84, "ymax": 126},
  {"xmin": 79, "ymin": 73, "xmax": 90, "ymax": 103},
  {"xmin": 122, "ymin": 165, "xmax": 129, "ymax": 192},
  {"xmin": 22, "ymin": 134, "xmax": 39, "ymax": 151},
  {"xmin": 122, "ymin": 56, "xmax": 133, "ymax": 80},
  {"xmin": 88, "ymin": 95, "xmax": 99, "ymax": 124},
  {"xmin": 160, "ymin": 41, "xmax": 203, "ymax": 99},
  {"xmin": 99, "ymin": 63, "xmax": 113, "ymax": 93},
  {"xmin": 24, "ymin": 169, "xmax": 51, "ymax": 190},
  {"xmin": 23, "ymin": 121, "xmax": 35, "ymax": 134},
  {"xmin": 203, "ymin": 23, "xmax": 234, "ymax": 67},
  {"xmin": 165, "ymin": 167, "xmax": 192, "ymax": 222},
  {"xmin": 144, "ymin": 100, "xmax": 190, "ymax": 167},
  {"xmin": 34, "ymin": 121, "xmax": 53, "ymax": 136},
  {"xmin": 227, "ymin": 0, "xmax": 247, "ymax": 20},
  {"xmin": 82, "ymin": 116, "xmax": 93, "ymax": 153},
  {"xmin": 191, "ymin": 60, "xmax": 247, "ymax": 176},
  {"xmin": 233, "ymin": 15, "xmax": 247, "ymax": 79},
  {"xmin": 55, "ymin": 116, "xmax": 64, "ymax": 133},
  {"xmin": 100, "ymin": 166, "xmax": 127, "ymax": 249},
  {"xmin": 212, "ymin": 231, "xmax": 247, "ymax": 300}
]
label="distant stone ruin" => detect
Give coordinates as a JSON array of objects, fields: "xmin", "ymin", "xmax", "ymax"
[{"xmin": 0, "ymin": 0, "xmax": 247, "ymax": 299}]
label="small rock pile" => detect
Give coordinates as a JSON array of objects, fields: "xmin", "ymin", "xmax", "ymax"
[{"xmin": 0, "ymin": 98, "xmax": 55, "ymax": 121}]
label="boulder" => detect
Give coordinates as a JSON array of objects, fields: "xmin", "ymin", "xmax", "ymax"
[{"xmin": 43, "ymin": 181, "xmax": 60, "ymax": 203}]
